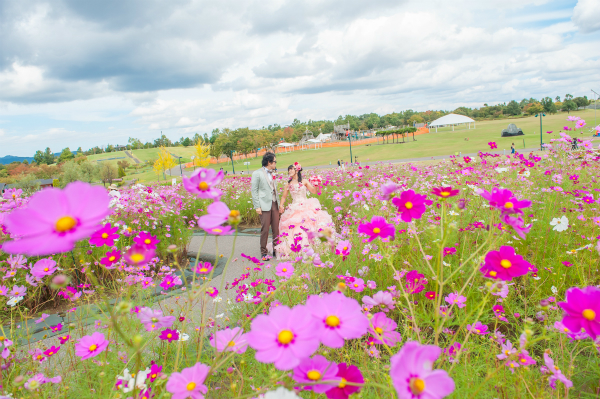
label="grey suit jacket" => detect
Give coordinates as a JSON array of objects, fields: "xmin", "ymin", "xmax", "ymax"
[{"xmin": 251, "ymin": 168, "xmax": 280, "ymax": 211}]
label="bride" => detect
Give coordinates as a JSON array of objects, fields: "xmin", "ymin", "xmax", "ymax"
[{"xmin": 273, "ymin": 163, "xmax": 335, "ymax": 259}]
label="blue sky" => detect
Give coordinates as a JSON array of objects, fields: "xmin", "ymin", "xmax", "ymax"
[{"xmin": 0, "ymin": 0, "xmax": 599, "ymax": 156}]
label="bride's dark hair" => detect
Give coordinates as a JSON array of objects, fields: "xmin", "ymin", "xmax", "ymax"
[{"xmin": 288, "ymin": 164, "xmax": 302, "ymax": 184}]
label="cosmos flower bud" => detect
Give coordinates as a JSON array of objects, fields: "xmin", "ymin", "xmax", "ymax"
[
  {"xmin": 51, "ymin": 274, "xmax": 70, "ymax": 289},
  {"xmin": 167, "ymin": 244, "xmax": 178, "ymax": 253},
  {"xmin": 132, "ymin": 334, "xmax": 143, "ymax": 347},
  {"xmin": 14, "ymin": 376, "xmax": 24, "ymax": 386},
  {"xmin": 115, "ymin": 301, "xmax": 131, "ymax": 314},
  {"xmin": 539, "ymin": 299, "xmax": 550, "ymax": 308},
  {"xmin": 337, "ymin": 282, "xmax": 347, "ymax": 293},
  {"xmin": 228, "ymin": 210, "xmax": 241, "ymax": 225}
]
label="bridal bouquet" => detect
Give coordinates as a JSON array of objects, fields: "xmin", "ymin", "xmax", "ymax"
[{"xmin": 309, "ymin": 175, "xmax": 323, "ymax": 195}]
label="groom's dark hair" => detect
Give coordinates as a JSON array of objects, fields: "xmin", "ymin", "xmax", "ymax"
[{"xmin": 262, "ymin": 152, "xmax": 275, "ymax": 167}]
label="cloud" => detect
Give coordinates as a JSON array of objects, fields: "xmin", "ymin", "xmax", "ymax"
[{"xmin": 572, "ymin": 0, "xmax": 600, "ymax": 33}]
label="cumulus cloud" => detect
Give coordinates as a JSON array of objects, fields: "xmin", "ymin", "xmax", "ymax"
[{"xmin": 572, "ymin": 0, "xmax": 600, "ymax": 33}]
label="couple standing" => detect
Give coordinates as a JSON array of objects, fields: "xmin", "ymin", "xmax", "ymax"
[{"xmin": 251, "ymin": 152, "xmax": 333, "ymax": 261}]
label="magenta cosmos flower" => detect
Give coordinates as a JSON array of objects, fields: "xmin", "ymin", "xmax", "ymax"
[
  {"xmin": 467, "ymin": 321, "xmax": 489, "ymax": 335},
  {"xmin": 479, "ymin": 246, "xmax": 535, "ymax": 281},
  {"xmin": 390, "ymin": 341, "xmax": 455, "ymax": 399},
  {"xmin": 431, "ymin": 187, "xmax": 459, "ymax": 199},
  {"xmin": 292, "ymin": 355, "xmax": 339, "ymax": 393},
  {"xmin": 197, "ymin": 202, "xmax": 230, "ymax": 230},
  {"xmin": 89, "ymin": 223, "xmax": 119, "ymax": 247},
  {"xmin": 368, "ymin": 312, "xmax": 402, "ymax": 346},
  {"xmin": 358, "ymin": 216, "xmax": 395, "ymax": 242},
  {"xmin": 124, "ymin": 244, "xmax": 156, "ymax": 266},
  {"xmin": 479, "ymin": 187, "xmax": 531, "ymax": 215},
  {"xmin": 209, "ymin": 327, "xmax": 248, "ymax": 354},
  {"xmin": 75, "ymin": 332, "xmax": 109, "ymax": 360},
  {"xmin": 30, "ymin": 259, "xmax": 57, "ymax": 279},
  {"xmin": 159, "ymin": 328, "xmax": 179, "ymax": 342},
  {"xmin": 325, "ymin": 363, "xmax": 364, "ymax": 399},
  {"xmin": 306, "ymin": 292, "xmax": 369, "ymax": 348},
  {"xmin": 392, "ymin": 190, "xmax": 432, "ymax": 222},
  {"xmin": 2, "ymin": 182, "xmax": 111, "ymax": 256},
  {"xmin": 335, "ymin": 240, "xmax": 351, "ymax": 257},
  {"xmin": 444, "ymin": 292, "xmax": 466, "ymax": 308},
  {"xmin": 379, "ymin": 180, "xmax": 399, "ymax": 200},
  {"xmin": 137, "ymin": 307, "xmax": 176, "ymax": 332},
  {"xmin": 134, "ymin": 232, "xmax": 160, "ymax": 248},
  {"xmin": 183, "ymin": 168, "xmax": 224, "ymax": 200},
  {"xmin": 558, "ymin": 286, "xmax": 600, "ymax": 339},
  {"xmin": 100, "ymin": 250, "xmax": 121, "ymax": 268},
  {"xmin": 166, "ymin": 362, "xmax": 210, "ymax": 399},
  {"xmin": 275, "ymin": 262, "xmax": 295, "ymax": 278},
  {"xmin": 246, "ymin": 304, "xmax": 320, "ymax": 370}
]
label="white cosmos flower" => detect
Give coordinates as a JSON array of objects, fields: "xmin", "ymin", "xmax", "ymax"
[
  {"xmin": 550, "ymin": 216, "xmax": 569, "ymax": 232},
  {"xmin": 495, "ymin": 168, "xmax": 508, "ymax": 173},
  {"xmin": 7, "ymin": 297, "xmax": 23, "ymax": 307},
  {"xmin": 263, "ymin": 387, "xmax": 301, "ymax": 399},
  {"xmin": 213, "ymin": 296, "xmax": 223, "ymax": 303},
  {"xmin": 448, "ymin": 210, "xmax": 458, "ymax": 216},
  {"xmin": 216, "ymin": 313, "xmax": 224, "ymax": 319},
  {"xmin": 178, "ymin": 332, "xmax": 190, "ymax": 341},
  {"xmin": 551, "ymin": 286, "xmax": 558, "ymax": 294},
  {"xmin": 117, "ymin": 368, "xmax": 150, "ymax": 393}
]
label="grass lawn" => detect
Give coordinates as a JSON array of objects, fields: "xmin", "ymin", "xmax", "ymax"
[{"xmin": 88, "ymin": 109, "xmax": 599, "ymax": 183}]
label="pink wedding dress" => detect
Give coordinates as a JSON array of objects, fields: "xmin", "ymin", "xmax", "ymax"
[{"xmin": 274, "ymin": 182, "xmax": 334, "ymax": 259}]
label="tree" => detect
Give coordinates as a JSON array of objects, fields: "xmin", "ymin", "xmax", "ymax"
[
  {"xmin": 524, "ymin": 103, "xmax": 543, "ymax": 115},
  {"xmin": 118, "ymin": 166, "xmax": 126, "ymax": 178},
  {"xmin": 155, "ymin": 147, "xmax": 176, "ymax": 176},
  {"xmin": 564, "ymin": 94, "xmax": 573, "ymax": 101},
  {"xmin": 79, "ymin": 160, "xmax": 99, "ymax": 183},
  {"xmin": 57, "ymin": 148, "xmax": 75, "ymax": 163},
  {"xmin": 128, "ymin": 137, "xmax": 143, "ymax": 149},
  {"xmin": 99, "ymin": 163, "xmax": 117, "ymax": 186},
  {"xmin": 22, "ymin": 159, "xmax": 29, "ymax": 165},
  {"xmin": 61, "ymin": 161, "xmax": 82, "ymax": 185},
  {"xmin": 193, "ymin": 140, "xmax": 211, "ymax": 167},
  {"xmin": 43, "ymin": 147, "xmax": 54, "ymax": 165},
  {"xmin": 555, "ymin": 96, "xmax": 561, "ymax": 102},
  {"xmin": 563, "ymin": 100, "xmax": 577, "ymax": 114},
  {"xmin": 573, "ymin": 96, "xmax": 589, "ymax": 109},
  {"xmin": 33, "ymin": 150, "xmax": 45, "ymax": 165},
  {"xmin": 541, "ymin": 97, "xmax": 557, "ymax": 114},
  {"xmin": 505, "ymin": 100, "xmax": 521, "ymax": 116}
]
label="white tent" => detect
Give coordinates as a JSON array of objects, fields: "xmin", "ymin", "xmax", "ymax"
[
  {"xmin": 277, "ymin": 142, "xmax": 296, "ymax": 153},
  {"xmin": 429, "ymin": 114, "xmax": 476, "ymax": 132},
  {"xmin": 315, "ymin": 133, "xmax": 332, "ymax": 142}
]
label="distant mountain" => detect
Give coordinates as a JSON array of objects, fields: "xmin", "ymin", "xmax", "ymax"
[{"xmin": 0, "ymin": 155, "xmax": 35, "ymax": 165}]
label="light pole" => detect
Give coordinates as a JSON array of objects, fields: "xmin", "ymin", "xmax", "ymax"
[
  {"xmin": 592, "ymin": 89, "xmax": 599, "ymax": 131},
  {"xmin": 347, "ymin": 130, "xmax": 353, "ymax": 166},
  {"xmin": 191, "ymin": 156, "xmax": 196, "ymax": 172},
  {"xmin": 231, "ymin": 151, "xmax": 235, "ymax": 174},
  {"xmin": 535, "ymin": 112, "xmax": 546, "ymax": 151}
]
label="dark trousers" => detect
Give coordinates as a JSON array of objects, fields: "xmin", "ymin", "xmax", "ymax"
[{"xmin": 260, "ymin": 201, "xmax": 280, "ymax": 256}]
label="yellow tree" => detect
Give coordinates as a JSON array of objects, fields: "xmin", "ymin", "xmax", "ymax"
[
  {"xmin": 153, "ymin": 159, "xmax": 163, "ymax": 180},
  {"xmin": 193, "ymin": 140, "xmax": 211, "ymax": 167},
  {"xmin": 157, "ymin": 147, "xmax": 176, "ymax": 176}
]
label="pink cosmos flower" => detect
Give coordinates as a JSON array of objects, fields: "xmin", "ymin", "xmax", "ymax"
[
  {"xmin": 501, "ymin": 214, "xmax": 531, "ymax": 239},
  {"xmin": 405, "ymin": 270, "xmax": 427, "ymax": 294},
  {"xmin": 137, "ymin": 307, "xmax": 177, "ymax": 332},
  {"xmin": 362, "ymin": 291, "xmax": 395, "ymax": 312},
  {"xmin": 2, "ymin": 182, "xmax": 111, "ymax": 256},
  {"xmin": 292, "ymin": 355, "xmax": 339, "ymax": 393},
  {"xmin": 325, "ymin": 363, "xmax": 364, "ymax": 399},
  {"xmin": 431, "ymin": 187, "xmax": 459, "ymax": 199},
  {"xmin": 443, "ymin": 247, "xmax": 456, "ymax": 257},
  {"xmin": 480, "ymin": 246, "xmax": 535, "ymax": 281},
  {"xmin": 368, "ymin": 312, "xmax": 402, "ymax": 346},
  {"xmin": 159, "ymin": 328, "xmax": 179, "ymax": 342},
  {"xmin": 543, "ymin": 353, "xmax": 572, "ymax": 389},
  {"xmin": 467, "ymin": 321, "xmax": 489, "ymax": 335},
  {"xmin": 100, "ymin": 250, "xmax": 121, "ymax": 268},
  {"xmin": 9, "ymin": 285, "xmax": 26, "ymax": 297},
  {"xmin": 306, "ymin": 292, "xmax": 369, "ymax": 348},
  {"xmin": 0, "ymin": 286, "xmax": 7, "ymax": 296},
  {"xmin": 3, "ymin": 188, "xmax": 22, "ymax": 201},
  {"xmin": 197, "ymin": 201, "xmax": 231, "ymax": 230},
  {"xmin": 43, "ymin": 346, "xmax": 60, "ymax": 357},
  {"xmin": 378, "ymin": 181, "xmax": 399, "ymax": 200},
  {"xmin": 496, "ymin": 340, "xmax": 516, "ymax": 360},
  {"xmin": 209, "ymin": 327, "xmax": 248, "ymax": 354},
  {"xmin": 558, "ymin": 286, "xmax": 600, "ymax": 339},
  {"xmin": 517, "ymin": 350, "xmax": 536, "ymax": 366},
  {"xmin": 392, "ymin": 190, "xmax": 432, "ymax": 222},
  {"xmin": 75, "ymin": 332, "xmax": 109, "ymax": 360},
  {"xmin": 488, "ymin": 142, "xmax": 498, "ymax": 149},
  {"xmin": 30, "ymin": 259, "xmax": 57, "ymax": 279},
  {"xmin": 124, "ymin": 244, "xmax": 156, "ymax": 266},
  {"xmin": 246, "ymin": 304, "xmax": 320, "ymax": 370},
  {"xmin": 203, "ymin": 225, "xmax": 234, "ymax": 235},
  {"xmin": 275, "ymin": 262, "xmax": 294, "ymax": 278},
  {"xmin": 335, "ymin": 240, "xmax": 351, "ymax": 258},
  {"xmin": 134, "ymin": 232, "xmax": 160, "ymax": 248},
  {"xmin": 183, "ymin": 168, "xmax": 224, "ymax": 200},
  {"xmin": 59, "ymin": 335, "xmax": 70, "ymax": 344},
  {"xmin": 478, "ymin": 187, "xmax": 531, "ymax": 215},
  {"xmin": 358, "ymin": 216, "xmax": 395, "ymax": 242},
  {"xmin": 348, "ymin": 278, "xmax": 365, "ymax": 293},
  {"xmin": 89, "ymin": 223, "xmax": 120, "ymax": 247},
  {"xmin": 160, "ymin": 275, "xmax": 182, "ymax": 290},
  {"xmin": 166, "ymin": 362, "xmax": 210, "ymax": 399},
  {"xmin": 193, "ymin": 262, "xmax": 214, "ymax": 275},
  {"xmin": 390, "ymin": 341, "xmax": 455, "ymax": 399},
  {"xmin": 444, "ymin": 342, "xmax": 461, "ymax": 363}
]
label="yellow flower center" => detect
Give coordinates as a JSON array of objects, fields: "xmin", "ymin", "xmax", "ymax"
[
  {"xmin": 198, "ymin": 182, "xmax": 209, "ymax": 191},
  {"xmin": 151, "ymin": 374, "xmax": 157, "ymax": 379},
  {"xmin": 409, "ymin": 377, "xmax": 426, "ymax": 395},
  {"xmin": 44, "ymin": 268, "xmax": 49, "ymax": 272},
  {"xmin": 441, "ymin": 191, "xmax": 450, "ymax": 197},
  {"xmin": 144, "ymin": 238, "xmax": 151, "ymax": 244},
  {"xmin": 187, "ymin": 382, "xmax": 196, "ymax": 391},
  {"xmin": 375, "ymin": 327, "xmax": 383, "ymax": 334},
  {"xmin": 583, "ymin": 309, "xmax": 596, "ymax": 321},
  {"xmin": 228, "ymin": 341, "xmax": 236, "ymax": 347},
  {"xmin": 339, "ymin": 378, "xmax": 347, "ymax": 388},
  {"xmin": 343, "ymin": 247, "xmax": 348, "ymax": 251},
  {"xmin": 500, "ymin": 259, "xmax": 512, "ymax": 269},
  {"xmin": 102, "ymin": 233, "xmax": 108, "ymax": 239},
  {"xmin": 307, "ymin": 370, "xmax": 321, "ymax": 381},
  {"xmin": 325, "ymin": 315, "xmax": 340, "ymax": 327},
  {"xmin": 199, "ymin": 268, "xmax": 207, "ymax": 272},
  {"xmin": 521, "ymin": 358, "xmax": 526, "ymax": 363},
  {"xmin": 373, "ymin": 227, "xmax": 381, "ymax": 234},
  {"xmin": 214, "ymin": 228, "xmax": 222, "ymax": 233},
  {"xmin": 277, "ymin": 330, "xmax": 294, "ymax": 345},
  {"xmin": 37, "ymin": 355, "xmax": 43, "ymax": 360},
  {"xmin": 109, "ymin": 256, "xmax": 116, "ymax": 262},
  {"xmin": 130, "ymin": 254, "xmax": 145, "ymax": 264},
  {"xmin": 167, "ymin": 333, "xmax": 172, "ymax": 338},
  {"xmin": 88, "ymin": 344, "xmax": 97, "ymax": 352},
  {"xmin": 55, "ymin": 216, "xmax": 77, "ymax": 232},
  {"xmin": 230, "ymin": 210, "xmax": 240, "ymax": 217},
  {"xmin": 282, "ymin": 268, "xmax": 287, "ymax": 272},
  {"xmin": 489, "ymin": 271, "xmax": 497, "ymax": 277},
  {"xmin": 405, "ymin": 201, "xmax": 413, "ymax": 209},
  {"xmin": 48, "ymin": 351, "xmax": 54, "ymax": 355},
  {"xmin": 504, "ymin": 202, "xmax": 514, "ymax": 209}
]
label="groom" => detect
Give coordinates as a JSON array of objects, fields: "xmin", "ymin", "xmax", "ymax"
[{"xmin": 251, "ymin": 152, "xmax": 280, "ymax": 261}]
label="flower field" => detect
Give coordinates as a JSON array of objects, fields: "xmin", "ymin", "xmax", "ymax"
[{"xmin": 0, "ymin": 117, "xmax": 600, "ymax": 398}]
